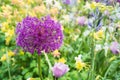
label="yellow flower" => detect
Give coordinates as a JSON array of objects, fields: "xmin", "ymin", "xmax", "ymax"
[
  {"xmin": 33, "ymin": 4, "xmax": 47, "ymax": 15},
  {"xmin": 11, "ymin": 0, "xmax": 24, "ymax": 6},
  {"xmin": 93, "ymin": 30, "xmax": 104, "ymax": 40},
  {"xmin": 90, "ymin": 2, "xmax": 113, "ymax": 12},
  {"xmin": 26, "ymin": 0, "xmax": 34, "ymax": 4},
  {"xmin": 1, "ymin": 22, "xmax": 9, "ymax": 32},
  {"xmin": 19, "ymin": 8, "xmax": 26, "ymax": 15},
  {"xmin": 52, "ymin": 50, "xmax": 60, "ymax": 58},
  {"xmin": 5, "ymin": 37, "xmax": 11, "ymax": 45},
  {"xmin": 1, "ymin": 5, "xmax": 12, "ymax": 17},
  {"xmin": 90, "ymin": 2, "xmax": 97, "ymax": 9},
  {"xmin": 1, "ymin": 5, "xmax": 12, "ymax": 11},
  {"xmin": 28, "ymin": 11, "xmax": 37, "ymax": 17},
  {"xmin": 0, "ymin": 54, "xmax": 6, "ymax": 61},
  {"xmin": 8, "ymin": 50, "xmax": 15, "ymax": 57},
  {"xmin": 58, "ymin": 57, "xmax": 66, "ymax": 64},
  {"xmin": 50, "ymin": 7, "xmax": 59, "ymax": 16},
  {"xmin": 5, "ymin": 28, "xmax": 15, "ymax": 37},
  {"xmin": 0, "ymin": 50, "xmax": 15, "ymax": 62},
  {"xmin": 19, "ymin": 50, "xmax": 24, "ymax": 55},
  {"xmin": 5, "ymin": 28, "xmax": 15, "ymax": 45},
  {"xmin": 75, "ymin": 61, "xmax": 85, "ymax": 71}
]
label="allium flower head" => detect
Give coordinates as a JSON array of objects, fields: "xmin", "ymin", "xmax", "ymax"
[
  {"xmin": 52, "ymin": 62, "xmax": 69, "ymax": 78},
  {"xmin": 16, "ymin": 16, "xmax": 63, "ymax": 54}
]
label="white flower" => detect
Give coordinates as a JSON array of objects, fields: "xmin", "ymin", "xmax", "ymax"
[
  {"xmin": 53, "ymin": 1, "xmax": 62, "ymax": 9},
  {"xmin": 103, "ymin": 43, "xmax": 109, "ymax": 50},
  {"xmin": 95, "ymin": 44, "xmax": 102, "ymax": 51},
  {"xmin": 83, "ymin": 2, "xmax": 91, "ymax": 10},
  {"xmin": 116, "ymin": 13, "xmax": 120, "ymax": 19},
  {"xmin": 75, "ymin": 54, "xmax": 82, "ymax": 62},
  {"xmin": 62, "ymin": 15, "xmax": 70, "ymax": 22},
  {"xmin": 108, "ymin": 26, "xmax": 114, "ymax": 33},
  {"xmin": 44, "ymin": 0, "xmax": 53, "ymax": 9},
  {"xmin": 83, "ymin": 30, "xmax": 90, "ymax": 37}
]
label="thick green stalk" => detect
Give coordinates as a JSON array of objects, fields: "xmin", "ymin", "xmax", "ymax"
[{"xmin": 38, "ymin": 55, "xmax": 43, "ymax": 80}]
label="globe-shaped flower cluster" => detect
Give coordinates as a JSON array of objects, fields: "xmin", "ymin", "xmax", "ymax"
[{"xmin": 16, "ymin": 16, "xmax": 63, "ymax": 54}]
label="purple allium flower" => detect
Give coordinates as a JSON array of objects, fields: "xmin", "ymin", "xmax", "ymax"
[
  {"xmin": 110, "ymin": 42, "xmax": 120, "ymax": 54},
  {"xmin": 52, "ymin": 62, "xmax": 69, "ymax": 78},
  {"xmin": 77, "ymin": 16, "xmax": 86, "ymax": 26},
  {"xmin": 62, "ymin": 0, "xmax": 71, "ymax": 5},
  {"xmin": 16, "ymin": 16, "xmax": 63, "ymax": 54}
]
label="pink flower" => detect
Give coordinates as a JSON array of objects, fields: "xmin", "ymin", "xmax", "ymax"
[
  {"xmin": 52, "ymin": 62, "xmax": 69, "ymax": 78},
  {"xmin": 77, "ymin": 16, "xmax": 86, "ymax": 26},
  {"xmin": 110, "ymin": 42, "xmax": 120, "ymax": 54}
]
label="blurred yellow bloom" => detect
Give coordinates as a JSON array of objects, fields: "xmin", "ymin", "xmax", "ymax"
[
  {"xmin": 1, "ymin": 5, "xmax": 12, "ymax": 17},
  {"xmin": 0, "ymin": 50, "xmax": 15, "ymax": 62},
  {"xmin": 26, "ymin": 0, "xmax": 34, "ymax": 4},
  {"xmin": 1, "ymin": 22, "xmax": 9, "ymax": 32},
  {"xmin": 28, "ymin": 11, "xmax": 37, "ymax": 17},
  {"xmin": 5, "ymin": 28, "xmax": 15, "ymax": 45},
  {"xmin": 90, "ymin": 2, "xmax": 97, "ymax": 9},
  {"xmin": 34, "ymin": 4, "xmax": 47, "ymax": 15},
  {"xmin": 0, "ymin": 54, "xmax": 6, "ymax": 61},
  {"xmin": 1, "ymin": 5, "xmax": 12, "ymax": 11},
  {"xmin": 58, "ymin": 57, "xmax": 66, "ymax": 63},
  {"xmin": 52, "ymin": 50, "xmax": 60, "ymax": 58},
  {"xmin": 5, "ymin": 28, "xmax": 15, "ymax": 37},
  {"xmin": 90, "ymin": 2, "xmax": 113, "ymax": 12},
  {"xmin": 75, "ymin": 61, "xmax": 85, "ymax": 71},
  {"xmin": 5, "ymin": 37, "xmax": 11, "ymax": 45},
  {"xmin": 50, "ymin": 7, "xmax": 59, "ymax": 16},
  {"xmin": 19, "ymin": 50, "xmax": 24, "ymax": 55},
  {"xmin": 19, "ymin": 8, "xmax": 26, "ymax": 15},
  {"xmin": 8, "ymin": 50, "xmax": 15, "ymax": 57},
  {"xmin": 11, "ymin": 0, "xmax": 24, "ymax": 6},
  {"xmin": 94, "ymin": 30, "xmax": 104, "ymax": 40}
]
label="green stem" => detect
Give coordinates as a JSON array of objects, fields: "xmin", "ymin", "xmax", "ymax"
[
  {"xmin": 6, "ymin": 48, "xmax": 11, "ymax": 80},
  {"xmin": 89, "ymin": 30, "xmax": 95, "ymax": 80},
  {"xmin": 38, "ymin": 55, "xmax": 43, "ymax": 80},
  {"xmin": 43, "ymin": 51, "xmax": 53, "ymax": 79},
  {"xmin": 91, "ymin": 53, "xmax": 95, "ymax": 80}
]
